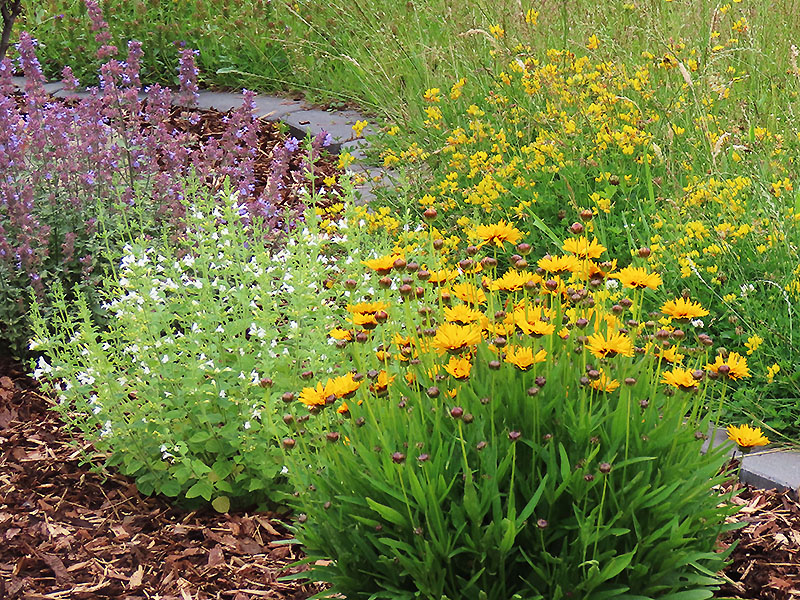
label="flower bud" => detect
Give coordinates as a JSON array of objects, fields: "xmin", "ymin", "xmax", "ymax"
[
  {"xmin": 283, "ymin": 414, "xmax": 294, "ymax": 424},
  {"xmin": 527, "ymin": 386, "xmax": 540, "ymax": 396},
  {"xmin": 537, "ymin": 519, "xmax": 549, "ymax": 529},
  {"xmin": 326, "ymin": 432, "xmax": 340, "ymax": 442},
  {"xmin": 508, "ymin": 430, "xmax": 521, "ymax": 441},
  {"xmin": 355, "ymin": 331, "xmax": 369, "ymax": 343},
  {"xmin": 492, "ymin": 336, "xmax": 507, "ymax": 348},
  {"xmin": 433, "ymin": 238, "xmax": 444, "ymax": 250},
  {"xmin": 281, "ymin": 392, "xmax": 295, "ymax": 403},
  {"xmin": 344, "ymin": 278, "xmax": 357, "ymax": 290},
  {"xmin": 476, "ymin": 441, "xmax": 487, "ymax": 451},
  {"xmin": 517, "ymin": 242, "xmax": 532, "ymax": 256},
  {"xmin": 392, "ymin": 451, "xmax": 406, "ymax": 464},
  {"xmin": 282, "ymin": 438, "xmax": 296, "ymax": 449},
  {"xmin": 423, "ymin": 207, "xmax": 437, "ymax": 221},
  {"xmin": 463, "ymin": 413, "xmax": 474, "ymax": 424},
  {"xmin": 638, "ymin": 247, "xmax": 651, "ymax": 258},
  {"xmin": 570, "ymin": 222, "xmax": 584, "ymax": 234},
  {"xmin": 450, "ymin": 406, "xmax": 464, "ymax": 419},
  {"xmin": 393, "ymin": 257, "xmax": 407, "ymax": 271},
  {"xmin": 481, "ymin": 256, "xmax": 498, "ymax": 269},
  {"xmin": 426, "ymin": 386, "xmax": 440, "ymax": 398},
  {"xmin": 417, "ymin": 453, "xmax": 430, "ymax": 462},
  {"xmin": 488, "ymin": 360, "xmax": 501, "ymax": 370},
  {"xmin": 379, "ymin": 276, "xmax": 392, "ymax": 289},
  {"xmin": 624, "ymin": 377, "xmax": 636, "ymax": 386},
  {"xmin": 406, "ymin": 261, "xmax": 419, "ymax": 273},
  {"xmin": 535, "ymin": 376, "xmax": 546, "ymax": 387},
  {"xmin": 417, "ymin": 270, "xmax": 430, "ymax": 281},
  {"xmin": 355, "ymin": 416, "xmax": 366, "ymax": 427},
  {"xmin": 579, "ymin": 209, "xmax": 593, "ymax": 221},
  {"xmin": 458, "ymin": 259, "xmax": 474, "ymax": 271},
  {"xmin": 466, "ymin": 245, "xmax": 479, "ymax": 256},
  {"xmin": 259, "ymin": 377, "xmax": 274, "ymax": 388},
  {"xmin": 300, "ymin": 370, "xmax": 314, "ymax": 380},
  {"xmin": 599, "ymin": 462, "xmax": 612, "ymax": 474},
  {"xmin": 575, "ymin": 318, "xmax": 589, "ymax": 329},
  {"xmin": 399, "ymin": 284, "xmax": 413, "ymax": 296}
]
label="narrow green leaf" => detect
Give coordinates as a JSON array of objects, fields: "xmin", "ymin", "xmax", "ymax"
[{"xmin": 366, "ymin": 497, "xmax": 409, "ymax": 527}]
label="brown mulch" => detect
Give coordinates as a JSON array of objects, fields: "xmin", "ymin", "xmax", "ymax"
[
  {"xmin": 0, "ymin": 354, "xmax": 321, "ymax": 600},
  {"xmin": 716, "ymin": 484, "xmax": 800, "ymax": 599}
]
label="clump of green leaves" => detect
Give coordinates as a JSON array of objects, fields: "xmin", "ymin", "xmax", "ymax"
[{"xmin": 29, "ymin": 182, "xmax": 344, "ymax": 510}]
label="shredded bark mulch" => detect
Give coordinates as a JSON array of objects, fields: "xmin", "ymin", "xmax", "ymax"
[
  {"xmin": 2, "ymin": 349, "xmax": 799, "ymax": 599},
  {"xmin": 716, "ymin": 484, "xmax": 800, "ymax": 599},
  {"xmin": 0, "ymin": 354, "xmax": 320, "ymax": 600}
]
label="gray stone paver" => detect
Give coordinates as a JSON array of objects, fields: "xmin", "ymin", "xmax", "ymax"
[{"xmin": 13, "ymin": 74, "xmax": 800, "ymax": 497}]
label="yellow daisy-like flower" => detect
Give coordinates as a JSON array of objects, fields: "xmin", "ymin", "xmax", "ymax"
[
  {"xmin": 537, "ymin": 254, "xmax": 580, "ymax": 275},
  {"xmin": 328, "ymin": 328, "xmax": 353, "ymax": 341},
  {"xmin": 474, "ymin": 220, "xmax": 523, "ymax": 248},
  {"xmin": 504, "ymin": 346, "xmax": 548, "ymax": 370},
  {"xmin": 327, "ymin": 373, "xmax": 361, "ymax": 399},
  {"xmin": 432, "ymin": 323, "xmax": 483, "ymax": 355},
  {"xmin": 660, "ymin": 297, "xmax": 709, "ymax": 321},
  {"xmin": 299, "ymin": 381, "xmax": 335, "ymax": 407},
  {"xmin": 562, "ymin": 237, "xmax": 606, "ymax": 260},
  {"xmin": 577, "ymin": 259, "xmax": 617, "ymax": 281},
  {"xmin": 444, "ymin": 304, "xmax": 484, "ymax": 324},
  {"xmin": 444, "ymin": 356, "xmax": 472, "ymax": 379},
  {"xmin": 726, "ymin": 424, "xmax": 769, "ymax": 449},
  {"xmin": 488, "ymin": 270, "xmax": 533, "ymax": 292},
  {"xmin": 589, "ymin": 371, "xmax": 620, "ymax": 393},
  {"xmin": 585, "ymin": 330, "xmax": 634, "ymax": 359},
  {"xmin": 426, "ymin": 268, "xmax": 460, "ymax": 286},
  {"xmin": 706, "ymin": 352, "xmax": 751, "ymax": 380},
  {"xmin": 451, "ymin": 282, "xmax": 487, "ymax": 305},
  {"xmin": 661, "ymin": 368, "xmax": 699, "ymax": 391},
  {"xmin": 369, "ymin": 370, "xmax": 395, "ymax": 395},
  {"xmin": 513, "ymin": 309, "xmax": 556, "ymax": 337},
  {"xmin": 657, "ymin": 346, "xmax": 685, "ymax": 364},
  {"xmin": 351, "ymin": 313, "xmax": 378, "ymax": 328},
  {"xmin": 362, "ymin": 253, "xmax": 404, "ymax": 273},
  {"xmin": 616, "ymin": 266, "xmax": 663, "ymax": 290},
  {"xmin": 346, "ymin": 301, "xmax": 389, "ymax": 314}
]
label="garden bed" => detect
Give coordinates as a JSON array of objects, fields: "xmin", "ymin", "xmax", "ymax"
[
  {"xmin": 1, "ymin": 352, "xmax": 798, "ymax": 599},
  {"xmin": 0, "ymin": 352, "xmax": 321, "ymax": 600}
]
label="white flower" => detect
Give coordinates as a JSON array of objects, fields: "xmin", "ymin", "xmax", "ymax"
[
  {"xmin": 243, "ymin": 421, "xmax": 251, "ymax": 430},
  {"xmin": 691, "ymin": 319, "xmax": 705, "ymax": 328},
  {"xmin": 605, "ymin": 279, "xmax": 619, "ymax": 290}
]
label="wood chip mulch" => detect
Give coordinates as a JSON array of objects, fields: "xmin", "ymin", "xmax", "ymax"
[
  {"xmin": 2, "ymin": 350, "xmax": 799, "ymax": 599},
  {"xmin": 716, "ymin": 483, "xmax": 800, "ymax": 599},
  {"xmin": 0, "ymin": 354, "xmax": 321, "ymax": 600}
]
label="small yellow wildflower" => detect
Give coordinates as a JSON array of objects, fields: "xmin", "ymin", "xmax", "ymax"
[
  {"xmin": 745, "ymin": 335, "xmax": 763, "ymax": 355},
  {"xmin": 726, "ymin": 424, "xmax": 769, "ymax": 449},
  {"xmin": 352, "ymin": 120, "xmax": 368, "ymax": 137}
]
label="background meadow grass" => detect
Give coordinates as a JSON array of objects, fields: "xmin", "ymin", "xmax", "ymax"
[{"xmin": 14, "ymin": 0, "xmax": 800, "ymax": 435}]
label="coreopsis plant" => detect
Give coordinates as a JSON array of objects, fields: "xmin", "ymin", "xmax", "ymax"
[
  {"xmin": 284, "ymin": 226, "xmax": 741, "ymax": 599},
  {"xmin": 28, "ymin": 181, "xmax": 347, "ymax": 510}
]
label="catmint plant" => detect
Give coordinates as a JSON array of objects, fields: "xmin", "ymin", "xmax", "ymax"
[
  {"xmin": 29, "ymin": 180, "xmax": 349, "ymax": 510},
  {"xmin": 0, "ymin": 3, "xmax": 330, "ymax": 355}
]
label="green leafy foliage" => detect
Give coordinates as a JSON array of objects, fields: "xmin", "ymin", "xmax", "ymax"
[{"xmin": 28, "ymin": 181, "xmax": 344, "ymax": 508}]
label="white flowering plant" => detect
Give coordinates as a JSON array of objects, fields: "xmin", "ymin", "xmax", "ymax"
[{"xmin": 28, "ymin": 181, "xmax": 350, "ymax": 511}]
